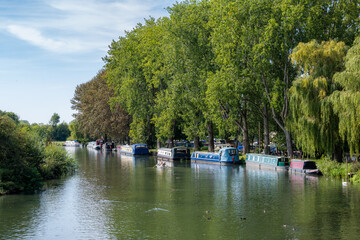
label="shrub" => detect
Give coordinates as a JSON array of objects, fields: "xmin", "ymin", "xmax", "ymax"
[
  {"xmin": 0, "ymin": 115, "xmax": 76, "ymax": 194},
  {"xmin": 40, "ymin": 145, "xmax": 76, "ymax": 180},
  {"xmin": 317, "ymin": 156, "xmax": 360, "ymax": 180}
]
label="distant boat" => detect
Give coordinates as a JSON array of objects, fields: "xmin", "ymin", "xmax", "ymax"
[
  {"xmin": 64, "ymin": 140, "xmax": 81, "ymax": 147},
  {"xmin": 102, "ymin": 142, "xmax": 115, "ymax": 151},
  {"xmin": 157, "ymin": 147, "xmax": 190, "ymax": 160},
  {"xmin": 119, "ymin": 144, "xmax": 149, "ymax": 155},
  {"xmin": 87, "ymin": 139, "xmax": 103, "ymax": 150},
  {"xmin": 289, "ymin": 159, "xmax": 321, "ymax": 175},
  {"xmin": 191, "ymin": 147, "xmax": 244, "ymax": 165},
  {"xmin": 246, "ymin": 153, "xmax": 289, "ymax": 171}
]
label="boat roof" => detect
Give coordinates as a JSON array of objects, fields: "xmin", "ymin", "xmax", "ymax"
[
  {"xmin": 134, "ymin": 143, "xmax": 147, "ymax": 146},
  {"xmin": 193, "ymin": 151, "xmax": 218, "ymax": 154},
  {"xmin": 158, "ymin": 147, "xmax": 188, "ymax": 150},
  {"xmin": 290, "ymin": 159, "xmax": 315, "ymax": 162},
  {"xmin": 247, "ymin": 153, "xmax": 288, "ymax": 158},
  {"xmin": 219, "ymin": 147, "xmax": 237, "ymax": 150}
]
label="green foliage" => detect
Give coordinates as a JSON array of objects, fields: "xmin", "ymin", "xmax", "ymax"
[
  {"xmin": 71, "ymin": 70, "xmax": 131, "ymax": 142},
  {"xmin": 239, "ymin": 155, "xmax": 246, "ymax": 162},
  {"xmin": 104, "ymin": 19, "xmax": 162, "ymax": 145},
  {"xmin": 317, "ymin": 156, "xmax": 360, "ymax": 179},
  {"xmin": 0, "ymin": 114, "xmax": 76, "ymax": 194},
  {"xmin": 49, "ymin": 113, "xmax": 60, "ymax": 127},
  {"xmin": 52, "ymin": 122, "xmax": 71, "ymax": 141},
  {"xmin": 68, "ymin": 120, "xmax": 88, "ymax": 142},
  {"xmin": 0, "ymin": 110, "xmax": 20, "ymax": 124},
  {"xmin": 331, "ymin": 36, "xmax": 360, "ymax": 156},
  {"xmin": 40, "ymin": 145, "xmax": 76, "ymax": 180},
  {"xmin": 93, "ymin": 0, "xmax": 360, "ymax": 157},
  {"xmin": 289, "ymin": 40, "xmax": 348, "ymax": 157}
]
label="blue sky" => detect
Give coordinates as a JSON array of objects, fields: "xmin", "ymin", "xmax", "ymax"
[{"xmin": 0, "ymin": 0, "xmax": 176, "ymax": 124}]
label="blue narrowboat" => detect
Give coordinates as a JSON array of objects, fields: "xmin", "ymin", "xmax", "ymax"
[
  {"xmin": 246, "ymin": 153, "xmax": 289, "ymax": 171},
  {"xmin": 191, "ymin": 147, "xmax": 243, "ymax": 165},
  {"xmin": 157, "ymin": 147, "xmax": 191, "ymax": 160},
  {"xmin": 120, "ymin": 144, "xmax": 149, "ymax": 155},
  {"xmin": 289, "ymin": 159, "xmax": 321, "ymax": 175}
]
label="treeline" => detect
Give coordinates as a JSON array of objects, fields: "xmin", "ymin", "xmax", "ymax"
[
  {"xmin": 0, "ymin": 111, "xmax": 75, "ymax": 194},
  {"xmin": 72, "ymin": 0, "xmax": 360, "ymax": 161}
]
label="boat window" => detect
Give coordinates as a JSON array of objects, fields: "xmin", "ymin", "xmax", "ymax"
[
  {"xmin": 228, "ymin": 149, "xmax": 237, "ymax": 156},
  {"xmin": 135, "ymin": 145, "xmax": 147, "ymax": 149},
  {"xmin": 175, "ymin": 148, "xmax": 187, "ymax": 154},
  {"xmin": 303, "ymin": 161, "xmax": 317, "ymax": 169}
]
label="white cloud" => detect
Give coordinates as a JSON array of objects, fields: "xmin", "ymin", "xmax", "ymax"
[
  {"xmin": 6, "ymin": 25, "xmax": 86, "ymax": 53},
  {"xmin": 3, "ymin": 0, "xmax": 173, "ymax": 54}
]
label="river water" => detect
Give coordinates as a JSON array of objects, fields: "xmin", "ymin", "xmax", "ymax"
[{"xmin": 1, "ymin": 147, "xmax": 360, "ymax": 239}]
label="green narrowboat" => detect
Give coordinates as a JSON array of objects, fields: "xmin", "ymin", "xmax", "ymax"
[{"xmin": 246, "ymin": 153, "xmax": 289, "ymax": 171}]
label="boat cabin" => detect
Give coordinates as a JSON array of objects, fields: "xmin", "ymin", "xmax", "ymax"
[
  {"xmin": 120, "ymin": 143, "xmax": 149, "ymax": 155},
  {"xmin": 289, "ymin": 160, "xmax": 321, "ymax": 175},
  {"xmin": 191, "ymin": 147, "xmax": 243, "ymax": 164},
  {"xmin": 157, "ymin": 147, "xmax": 190, "ymax": 160},
  {"xmin": 246, "ymin": 153, "xmax": 289, "ymax": 170}
]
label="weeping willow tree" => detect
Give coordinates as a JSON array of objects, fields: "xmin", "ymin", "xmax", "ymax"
[
  {"xmin": 289, "ymin": 40, "xmax": 348, "ymax": 161},
  {"xmin": 331, "ymin": 36, "xmax": 360, "ymax": 156}
]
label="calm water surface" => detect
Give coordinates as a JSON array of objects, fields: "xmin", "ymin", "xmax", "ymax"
[{"xmin": 1, "ymin": 147, "xmax": 360, "ymax": 239}]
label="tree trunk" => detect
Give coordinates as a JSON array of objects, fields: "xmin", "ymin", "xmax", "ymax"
[
  {"xmin": 285, "ymin": 130, "xmax": 293, "ymax": 157},
  {"xmin": 157, "ymin": 138, "xmax": 161, "ymax": 149},
  {"xmin": 208, "ymin": 120, "xmax": 214, "ymax": 152},
  {"xmin": 334, "ymin": 143, "xmax": 343, "ymax": 162},
  {"xmin": 262, "ymin": 72, "xmax": 293, "ymax": 158},
  {"xmin": 167, "ymin": 136, "xmax": 174, "ymax": 148},
  {"xmin": 263, "ymin": 105, "xmax": 270, "ymax": 154},
  {"xmin": 242, "ymin": 111, "xmax": 250, "ymax": 153},
  {"xmin": 194, "ymin": 136, "xmax": 200, "ymax": 151},
  {"xmin": 167, "ymin": 121, "xmax": 176, "ymax": 148}
]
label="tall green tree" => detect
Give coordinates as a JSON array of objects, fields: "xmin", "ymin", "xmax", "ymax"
[
  {"xmin": 105, "ymin": 18, "xmax": 166, "ymax": 146},
  {"xmin": 208, "ymin": 0, "xmax": 276, "ymax": 153},
  {"xmin": 49, "ymin": 113, "xmax": 60, "ymax": 127},
  {"xmin": 331, "ymin": 36, "xmax": 360, "ymax": 156},
  {"xmin": 289, "ymin": 40, "xmax": 348, "ymax": 160},
  {"xmin": 71, "ymin": 70, "xmax": 131, "ymax": 141},
  {"xmin": 161, "ymin": 0, "xmax": 215, "ymax": 150}
]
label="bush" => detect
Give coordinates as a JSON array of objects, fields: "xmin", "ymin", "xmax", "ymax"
[
  {"xmin": 40, "ymin": 145, "xmax": 76, "ymax": 180},
  {"xmin": 317, "ymin": 156, "xmax": 360, "ymax": 180},
  {"xmin": 0, "ymin": 115, "xmax": 76, "ymax": 194}
]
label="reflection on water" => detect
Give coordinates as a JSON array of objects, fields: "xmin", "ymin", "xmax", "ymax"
[{"xmin": 1, "ymin": 148, "xmax": 360, "ymax": 239}]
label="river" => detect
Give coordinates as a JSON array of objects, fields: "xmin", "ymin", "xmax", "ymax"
[{"xmin": 1, "ymin": 147, "xmax": 360, "ymax": 239}]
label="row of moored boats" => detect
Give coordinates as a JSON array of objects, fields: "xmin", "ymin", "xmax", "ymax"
[{"xmin": 85, "ymin": 141, "xmax": 321, "ymax": 175}]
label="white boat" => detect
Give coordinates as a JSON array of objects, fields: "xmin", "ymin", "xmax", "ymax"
[{"xmin": 64, "ymin": 140, "xmax": 81, "ymax": 147}]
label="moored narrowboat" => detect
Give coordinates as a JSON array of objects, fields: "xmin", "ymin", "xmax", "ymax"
[
  {"xmin": 64, "ymin": 140, "xmax": 81, "ymax": 147},
  {"xmin": 119, "ymin": 143, "xmax": 149, "ymax": 155},
  {"xmin": 87, "ymin": 140, "xmax": 102, "ymax": 150},
  {"xmin": 157, "ymin": 147, "xmax": 190, "ymax": 160},
  {"xmin": 246, "ymin": 153, "xmax": 289, "ymax": 171},
  {"xmin": 102, "ymin": 142, "xmax": 115, "ymax": 151},
  {"xmin": 191, "ymin": 147, "xmax": 244, "ymax": 165},
  {"xmin": 289, "ymin": 159, "xmax": 321, "ymax": 175}
]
